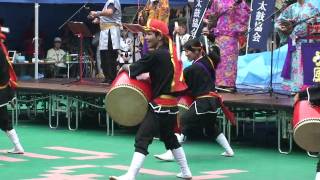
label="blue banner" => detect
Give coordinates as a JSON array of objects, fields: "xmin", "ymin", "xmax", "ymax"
[
  {"xmin": 301, "ymin": 43, "xmax": 320, "ymax": 85},
  {"xmin": 189, "ymin": 0, "xmax": 209, "ymax": 38},
  {"xmin": 248, "ymin": 0, "xmax": 276, "ymax": 51}
]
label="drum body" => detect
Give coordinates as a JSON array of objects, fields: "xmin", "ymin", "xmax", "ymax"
[
  {"xmin": 106, "ymin": 72, "xmax": 152, "ymax": 126},
  {"xmin": 292, "ymin": 100, "xmax": 320, "ymax": 152}
]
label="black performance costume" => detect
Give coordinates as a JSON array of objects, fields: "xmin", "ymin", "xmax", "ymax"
[
  {"xmin": 128, "ymin": 45, "xmax": 181, "ymax": 155},
  {"xmin": 181, "ymin": 55, "xmax": 221, "ymax": 139}
]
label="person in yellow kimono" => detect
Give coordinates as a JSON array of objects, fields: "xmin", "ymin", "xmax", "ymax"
[{"xmin": 138, "ymin": 0, "xmax": 170, "ymax": 25}]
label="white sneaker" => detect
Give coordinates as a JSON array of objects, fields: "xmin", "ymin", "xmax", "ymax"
[
  {"xmin": 221, "ymin": 151, "xmax": 234, "ymax": 157},
  {"xmin": 176, "ymin": 172, "xmax": 192, "ymax": 179},
  {"xmin": 154, "ymin": 150, "xmax": 175, "ymax": 161},
  {"xmin": 315, "ymin": 172, "xmax": 320, "ymax": 180},
  {"xmin": 109, "ymin": 174, "xmax": 135, "ymax": 180},
  {"xmin": 7, "ymin": 145, "xmax": 24, "ymax": 154},
  {"xmin": 176, "ymin": 133, "xmax": 186, "ymax": 143}
]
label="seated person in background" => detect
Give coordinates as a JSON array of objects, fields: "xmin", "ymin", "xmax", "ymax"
[{"xmin": 46, "ymin": 37, "xmax": 66, "ymax": 78}]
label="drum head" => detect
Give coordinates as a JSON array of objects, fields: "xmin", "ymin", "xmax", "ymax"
[
  {"xmin": 106, "ymin": 85, "xmax": 148, "ymax": 127},
  {"xmin": 294, "ymin": 120, "xmax": 320, "ymax": 152}
]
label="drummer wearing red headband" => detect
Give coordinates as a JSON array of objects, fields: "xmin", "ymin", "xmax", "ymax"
[
  {"xmin": 294, "ymin": 86, "xmax": 320, "ymax": 180},
  {"xmin": 109, "ymin": 19, "xmax": 192, "ymax": 180},
  {"xmin": 0, "ymin": 29, "xmax": 24, "ymax": 154}
]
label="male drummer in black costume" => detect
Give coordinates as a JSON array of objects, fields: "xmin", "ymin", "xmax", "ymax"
[
  {"xmin": 109, "ymin": 19, "xmax": 192, "ymax": 180},
  {"xmin": 294, "ymin": 85, "xmax": 320, "ymax": 180},
  {"xmin": 0, "ymin": 28, "xmax": 24, "ymax": 154}
]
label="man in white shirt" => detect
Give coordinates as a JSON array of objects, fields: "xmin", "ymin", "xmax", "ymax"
[
  {"xmin": 89, "ymin": 0, "xmax": 122, "ymax": 84},
  {"xmin": 46, "ymin": 37, "xmax": 66, "ymax": 77}
]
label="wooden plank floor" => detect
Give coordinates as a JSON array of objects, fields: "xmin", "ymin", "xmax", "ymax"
[{"xmin": 17, "ymin": 79, "xmax": 294, "ymax": 110}]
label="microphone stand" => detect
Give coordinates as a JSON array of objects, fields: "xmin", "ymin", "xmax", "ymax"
[
  {"xmin": 58, "ymin": 2, "xmax": 88, "ymax": 30},
  {"xmin": 58, "ymin": 2, "xmax": 93, "ymax": 85},
  {"xmin": 245, "ymin": 5, "xmax": 290, "ymax": 97}
]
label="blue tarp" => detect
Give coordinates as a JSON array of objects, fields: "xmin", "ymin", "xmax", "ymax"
[
  {"xmin": 0, "ymin": 0, "xmax": 187, "ymax": 5},
  {"xmin": 236, "ymin": 45, "xmax": 288, "ymax": 89},
  {"xmin": 182, "ymin": 45, "xmax": 288, "ymax": 90}
]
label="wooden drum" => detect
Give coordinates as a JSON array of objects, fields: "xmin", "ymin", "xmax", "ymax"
[
  {"xmin": 106, "ymin": 72, "xmax": 152, "ymax": 126},
  {"xmin": 292, "ymin": 100, "xmax": 320, "ymax": 152}
]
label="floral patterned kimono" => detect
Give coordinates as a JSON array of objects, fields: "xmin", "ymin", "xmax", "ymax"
[
  {"xmin": 206, "ymin": 0, "xmax": 250, "ymax": 88},
  {"xmin": 276, "ymin": 2, "xmax": 319, "ymax": 92},
  {"xmin": 139, "ymin": 0, "xmax": 170, "ymax": 24},
  {"xmin": 307, "ymin": 0, "xmax": 320, "ymax": 10}
]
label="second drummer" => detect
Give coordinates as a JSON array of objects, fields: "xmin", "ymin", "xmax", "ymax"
[
  {"xmin": 154, "ymin": 39, "xmax": 235, "ymax": 162},
  {"xmin": 109, "ymin": 19, "xmax": 192, "ymax": 180},
  {"xmin": 181, "ymin": 39, "xmax": 234, "ymax": 156}
]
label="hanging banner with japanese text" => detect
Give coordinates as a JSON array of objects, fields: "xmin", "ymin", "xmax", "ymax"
[
  {"xmin": 248, "ymin": 0, "xmax": 276, "ymax": 51},
  {"xmin": 301, "ymin": 43, "xmax": 320, "ymax": 85},
  {"xmin": 189, "ymin": 0, "xmax": 210, "ymax": 38}
]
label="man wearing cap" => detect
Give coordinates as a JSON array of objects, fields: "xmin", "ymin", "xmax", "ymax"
[
  {"xmin": 89, "ymin": 0, "xmax": 122, "ymax": 84},
  {"xmin": 0, "ymin": 29, "xmax": 24, "ymax": 154},
  {"xmin": 109, "ymin": 19, "xmax": 192, "ymax": 180},
  {"xmin": 46, "ymin": 37, "xmax": 66, "ymax": 77}
]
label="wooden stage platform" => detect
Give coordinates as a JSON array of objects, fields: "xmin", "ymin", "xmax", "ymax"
[
  {"xmin": 17, "ymin": 79, "xmax": 110, "ymax": 96},
  {"xmin": 17, "ymin": 79, "xmax": 294, "ymax": 110},
  {"xmin": 15, "ymin": 79, "xmax": 295, "ymax": 154}
]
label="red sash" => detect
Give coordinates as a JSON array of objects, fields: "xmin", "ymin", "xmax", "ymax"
[{"xmin": 205, "ymin": 92, "xmax": 236, "ymax": 126}]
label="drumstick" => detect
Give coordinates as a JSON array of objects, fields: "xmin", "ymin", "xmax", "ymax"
[{"xmin": 204, "ymin": 35, "xmax": 209, "ymax": 54}]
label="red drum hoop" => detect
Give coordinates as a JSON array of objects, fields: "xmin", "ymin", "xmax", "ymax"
[
  {"xmin": 292, "ymin": 100, "xmax": 320, "ymax": 152},
  {"xmin": 178, "ymin": 95, "xmax": 194, "ymax": 113},
  {"xmin": 106, "ymin": 72, "xmax": 152, "ymax": 126}
]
